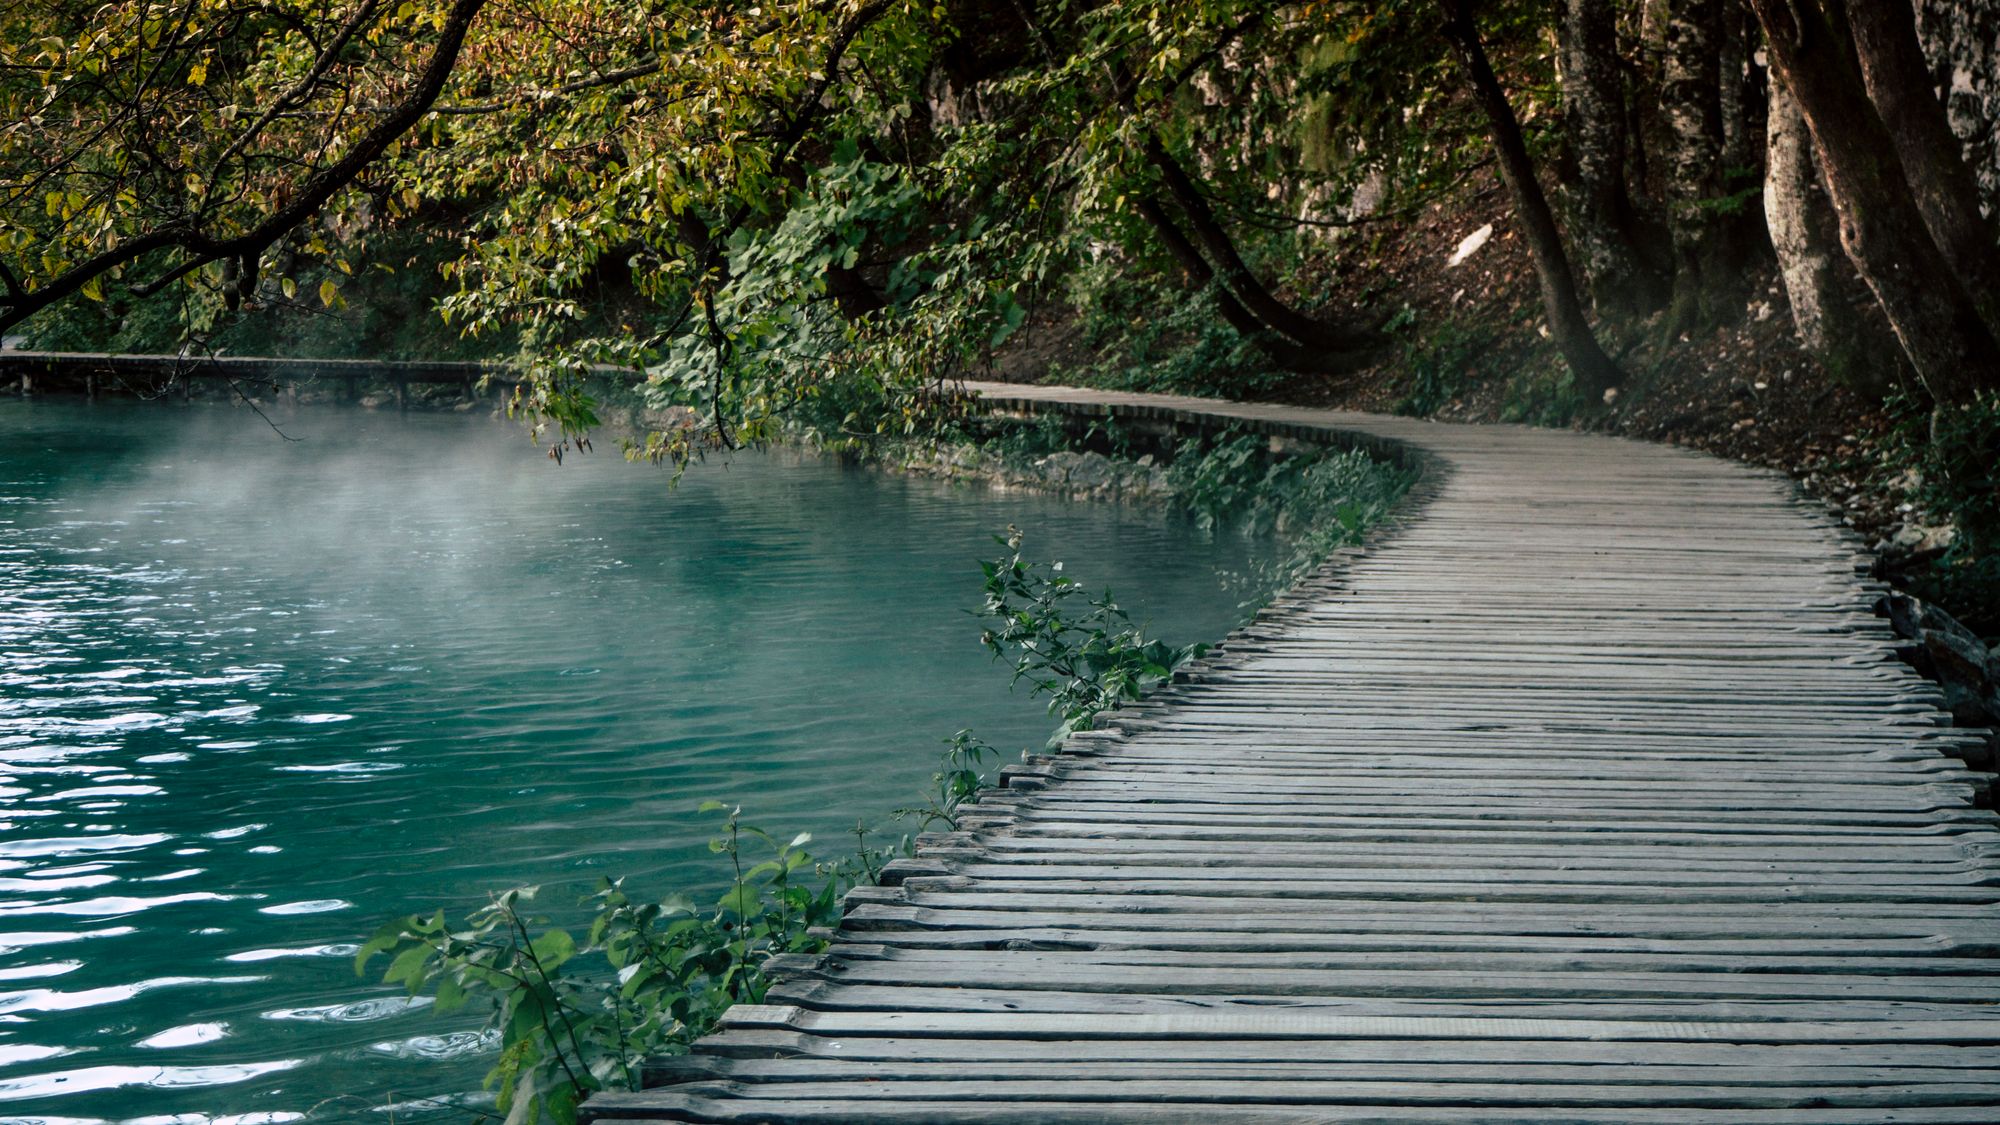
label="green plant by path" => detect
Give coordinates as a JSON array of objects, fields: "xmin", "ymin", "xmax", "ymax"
[
  {"xmin": 1392, "ymin": 318, "xmax": 1484, "ymax": 417},
  {"xmin": 358, "ymin": 533, "xmax": 1205, "ymax": 1124},
  {"xmin": 357, "ymin": 803, "xmax": 881, "ymax": 1124},
  {"xmin": 1167, "ymin": 430, "xmax": 1415, "ymax": 591},
  {"xmin": 1883, "ymin": 390, "xmax": 2000, "ymax": 631},
  {"xmin": 1065, "ymin": 282, "xmax": 1294, "ymax": 400},
  {"xmin": 1498, "ymin": 358, "xmax": 1587, "ymax": 427},
  {"xmin": 977, "ymin": 527, "xmax": 1209, "ymax": 746}
]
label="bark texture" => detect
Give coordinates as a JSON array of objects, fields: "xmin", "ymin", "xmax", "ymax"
[
  {"xmin": 1847, "ymin": 0, "xmax": 2000, "ymax": 328},
  {"xmin": 1661, "ymin": 0, "xmax": 1745, "ymax": 328},
  {"xmin": 1717, "ymin": 0, "xmax": 1766, "ymax": 174},
  {"xmin": 1763, "ymin": 72, "xmax": 1894, "ymax": 393},
  {"xmin": 1558, "ymin": 0, "xmax": 1665, "ymax": 316},
  {"xmin": 1442, "ymin": 0, "xmax": 1623, "ymax": 396},
  {"xmin": 1750, "ymin": 0, "xmax": 2000, "ymax": 402},
  {"xmin": 1916, "ymin": 0, "xmax": 2000, "ymax": 218}
]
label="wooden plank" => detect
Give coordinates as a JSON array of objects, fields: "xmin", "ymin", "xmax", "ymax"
[
  {"xmin": 711, "ymin": 1007, "xmax": 2000, "ymax": 1044},
  {"xmin": 594, "ymin": 1078, "xmax": 2000, "ymax": 1108},
  {"xmin": 583, "ymin": 1101, "xmax": 2000, "ymax": 1123},
  {"xmin": 819, "ymin": 922, "xmax": 2000, "ymax": 954},
  {"xmin": 640, "ymin": 1057, "xmax": 2000, "ymax": 1088},
  {"xmin": 689, "ymin": 1028, "xmax": 2000, "ymax": 1066},
  {"xmin": 860, "ymin": 889, "xmax": 2000, "ymax": 919},
  {"xmin": 757, "ymin": 983, "xmax": 2000, "ymax": 1023}
]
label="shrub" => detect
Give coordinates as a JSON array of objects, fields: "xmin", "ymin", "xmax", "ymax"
[{"xmin": 1885, "ymin": 391, "xmax": 2000, "ymax": 631}]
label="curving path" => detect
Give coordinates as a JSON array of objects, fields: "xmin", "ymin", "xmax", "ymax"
[{"xmin": 590, "ymin": 384, "xmax": 2000, "ymax": 1123}]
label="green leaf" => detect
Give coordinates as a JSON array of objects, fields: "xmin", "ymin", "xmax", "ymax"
[
  {"xmin": 434, "ymin": 975, "xmax": 469, "ymax": 1013},
  {"xmin": 354, "ymin": 927, "xmax": 405, "ymax": 975},
  {"xmin": 384, "ymin": 943, "xmax": 432, "ymax": 990},
  {"xmin": 529, "ymin": 928, "xmax": 575, "ymax": 970},
  {"xmin": 717, "ymin": 883, "xmax": 759, "ymax": 917}
]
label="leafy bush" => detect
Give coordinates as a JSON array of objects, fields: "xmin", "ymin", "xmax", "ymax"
[
  {"xmin": 1392, "ymin": 320, "xmax": 1482, "ymax": 416},
  {"xmin": 942, "ymin": 411, "xmax": 1083, "ymax": 463},
  {"xmin": 1498, "ymin": 358, "xmax": 1586, "ymax": 427},
  {"xmin": 977, "ymin": 528, "xmax": 1208, "ymax": 744},
  {"xmin": 1061, "ymin": 263, "xmax": 1293, "ymax": 399},
  {"xmin": 358, "ymin": 804, "xmax": 884, "ymax": 1125},
  {"xmin": 1167, "ymin": 430, "xmax": 1415, "ymax": 588}
]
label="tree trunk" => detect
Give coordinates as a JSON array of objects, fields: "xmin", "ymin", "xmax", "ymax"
[
  {"xmin": 1133, "ymin": 196, "xmax": 1275, "ymax": 343},
  {"xmin": 1913, "ymin": 0, "xmax": 2000, "ymax": 220},
  {"xmin": 1142, "ymin": 137, "xmax": 1376, "ymax": 357},
  {"xmin": 1846, "ymin": 0, "xmax": 2000, "ymax": 329},
  {"xmin": 1718, "ymin": 0, "xmax": 1766, "ymax": 175},
  {"xmin": 1763, "ymin": 70, "xmax": 1896, "ymax": 394},
  {"xmin": 1133, "ymin": 196, "xmax": 1359, "ymax": 373},
  {"xmin": 1750, "ymin": 0, "xmax": 2000, "ymax": 402},
  {"xmin": 1661, "ymin": 0, "xmax": 1745, "ymax": 329},
  {"xmin": 1557, "ymin": 0, "xmax": 1666, "ymax": 316},
  {"xmin": 1441, "ymin": 0, "xmax": 1623, "ymax": 397},
  {"xmin": 1624, "ymin": 3, "xmax": 1658, "ymax": 203},
  {"xmin": 1718, "ymin": 0, "xmax": 1774, "ymax": 264}
]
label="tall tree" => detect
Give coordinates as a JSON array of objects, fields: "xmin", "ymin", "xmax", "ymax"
[
  {"xmin": 1441, "ymin": 0, "xmax": 1623, "ymax": 397},
  {"xmin": 1845, "ymin": 0, "xmax": 2000, "ymax": 328},
  {"xmin": 1912, "ymin": 0, "xmax": 2000, "ymax": 219},
  {"xmin": 1659, "ymin": 0, "xmax": 1746, "ymax": 329},
  {"xmin": 1762, "ymin": 69, "xmax": 1894, "ymax": 392},
  {"xmin": 1749, "ymin": 0, "xmax": 2000, "ymax": 402},
  {"xmin": 1717, "ymin": 0, "xmax": 1767, "ymax": 178},
  {"xmin": 1557, "ymin": 0, "xmax": 1666, "ymax": 317}
]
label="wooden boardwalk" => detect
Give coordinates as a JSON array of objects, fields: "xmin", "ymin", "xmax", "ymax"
[{"xmin": 591, "ymin": 384, "xmax": 2000, "ymax": 1123}]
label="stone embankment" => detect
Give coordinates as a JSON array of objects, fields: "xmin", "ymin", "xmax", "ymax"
[
  {"xmin": 891, "ymin": 443, "xmax": 1174, "ymax": 504},
  {"xmin": 1882, "ymin": 592, "xmax": 2000, "ymax": 768}
]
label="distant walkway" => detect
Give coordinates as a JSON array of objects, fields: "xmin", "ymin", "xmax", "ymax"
[{"xmin": 594, "ymin": 384, "xmax": 2000, "ymax": 1122}]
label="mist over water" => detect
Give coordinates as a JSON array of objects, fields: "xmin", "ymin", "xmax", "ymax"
[{"xmin": 0, "ymin": 399, "xmax": 1272, "ymax": 1122}]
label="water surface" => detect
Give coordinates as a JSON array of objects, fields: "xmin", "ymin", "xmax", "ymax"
[{"xmin": 0, "ymin": 400, "xmax": 1269, "ymax": 1122}]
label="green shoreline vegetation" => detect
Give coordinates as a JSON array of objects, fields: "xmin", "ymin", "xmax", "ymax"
[{"xmin": 356, "ymin": 415, "xmax": 1413, "ymax": 1124}]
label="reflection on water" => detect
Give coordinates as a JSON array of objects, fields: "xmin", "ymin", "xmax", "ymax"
[{"xmin": 0, "ymin": 400, "xmax": 1269, "ymax": 1122}]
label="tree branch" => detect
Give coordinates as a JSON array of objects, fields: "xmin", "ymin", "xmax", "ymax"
[
  {"xmin": 429, "ymin": 58, "xmax": 663, "ymax": 115},
  {"xmin": 0, "ymin": 0, "xmax": 490, "ymax": 336},
  {"xmin": 205, "ymin": 0, "xmax": 384, "ymax": 199}
]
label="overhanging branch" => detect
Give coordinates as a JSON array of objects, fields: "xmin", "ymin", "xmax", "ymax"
[{"xmin": 0, "ymin": 0, "xmax": 489, "ymax": 336}]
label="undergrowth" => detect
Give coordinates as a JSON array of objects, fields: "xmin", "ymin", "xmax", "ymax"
[
  {"xmin": 1168, "ymin": 429, "xmax": 1415, "ymax": 590},
  {"xmin": 1390, "ymin": 315, "xmax": 1481, "ymax": 417},
  {"xmin": 1498, "ymin": 357, "xmax": 1587, "ymax": 427},
  {"xmin": 1059, "ymin": 277, "xmax": 1294, "ymax": 399},
  {"xmin": 1883, "ymin": 390, "xmax": 2000, "ymax": 632}
]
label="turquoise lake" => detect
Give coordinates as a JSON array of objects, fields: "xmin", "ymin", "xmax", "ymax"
[{"xmin": 0, "ymin": 400, "xmax": 1272, "ymax": 1123}]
